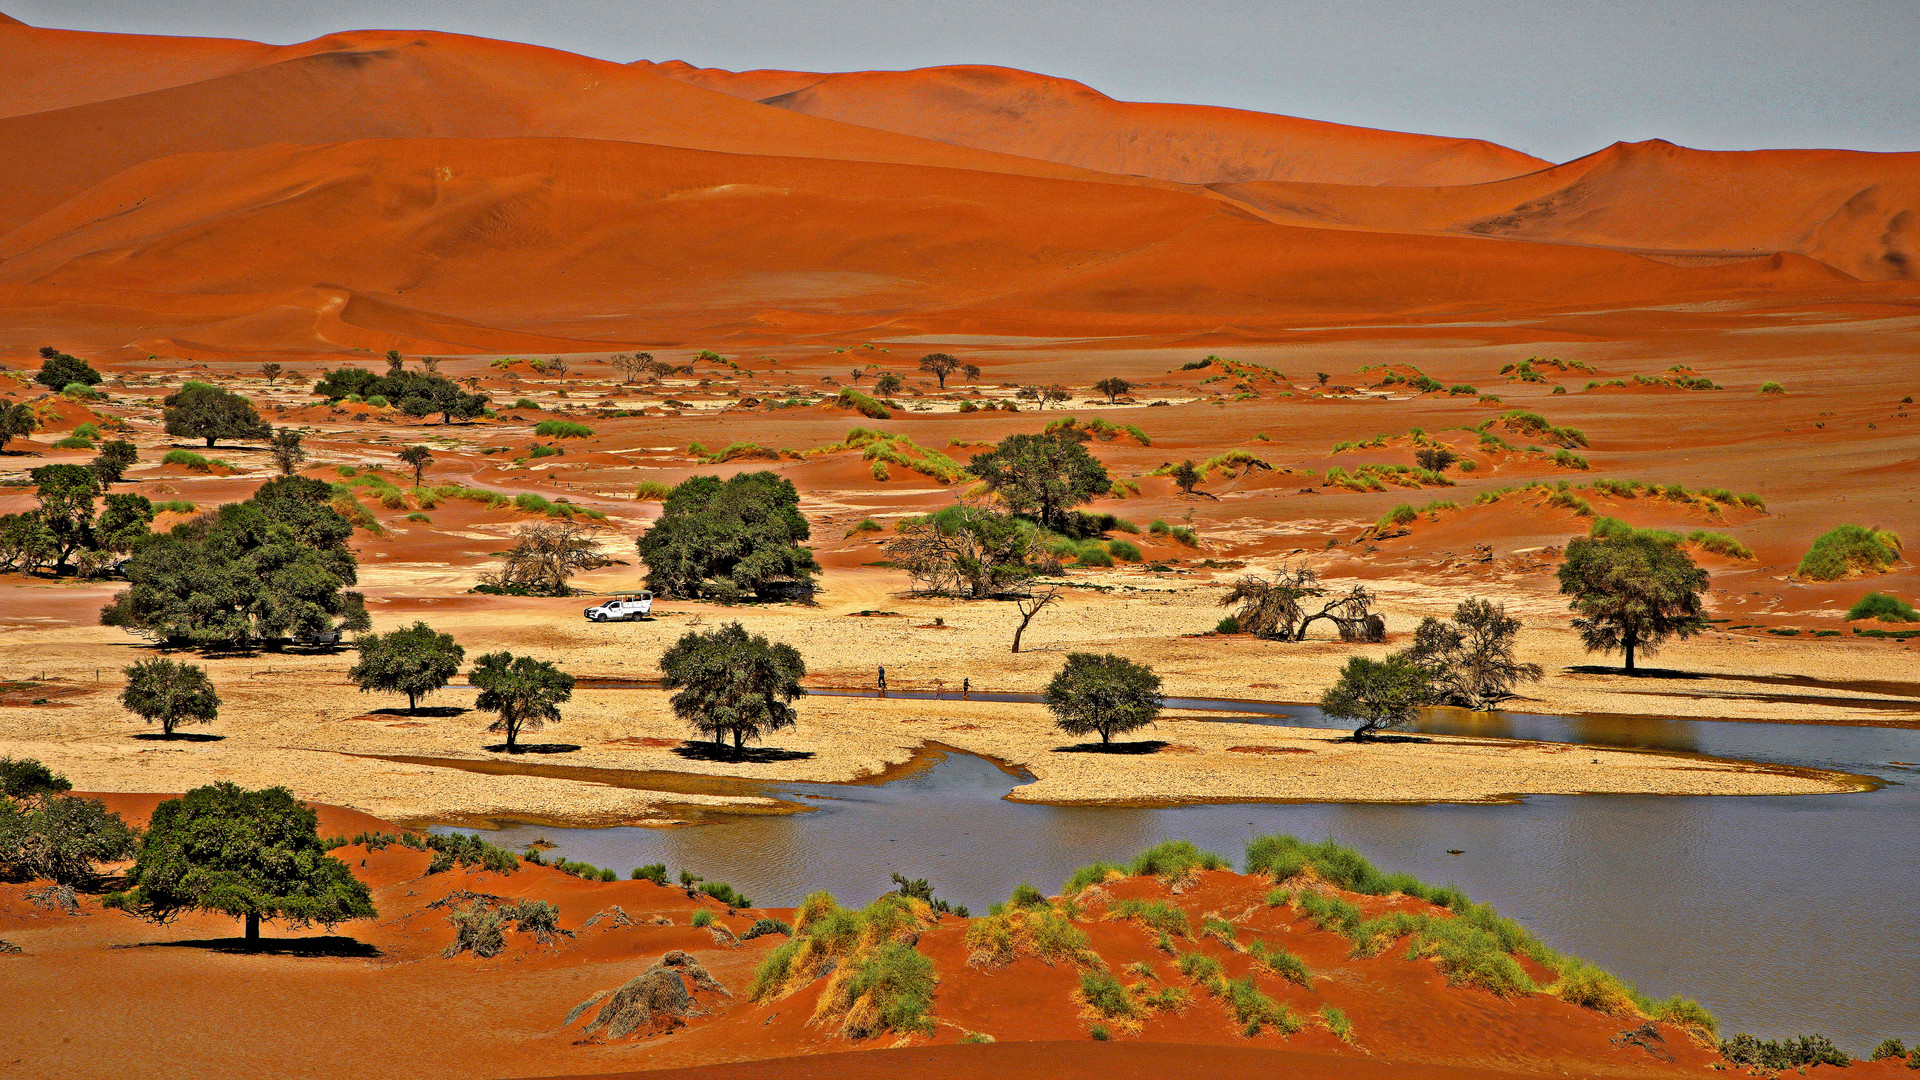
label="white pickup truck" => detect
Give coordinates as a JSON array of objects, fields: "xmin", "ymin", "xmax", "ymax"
[{"xmin": 582, "ymin": 592, "xmax": 653, "ymax": 622}]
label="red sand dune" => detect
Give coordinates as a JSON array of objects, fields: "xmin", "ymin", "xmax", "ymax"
[
  {"xmin": 652, "ymin": 62, "xmax": 1550, "ymax": 186},
  {"xmin": 1217, "ymin": 139, "xmax": 1920, "ymax": 280}
]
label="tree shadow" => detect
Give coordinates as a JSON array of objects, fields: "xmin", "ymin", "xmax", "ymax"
[
  {"xmin": 671, "ymin": 743, "xmax": 816, "ymax": 764},
  {"xmin": 115, "ymin": 935, "xmax": 382, "ymax": 958},
  {"xmin": 370, "ymin": 706, "xmax": 468, "ymax": 718},
  {"xmin": 483, "ymin": 742, "xmax": 582, "ymax": 754},
  {"xmin": 1338, "ymin": 733, "xmax": 1434, "ymax": 745},
  {"xmin": 1052, "ymin": 740, "xmax": 1172, "ymax": 755},
  {"xmin": 1563, "ymin": 665, "xmax": 1700, "ymax": 680},
  {"xmin": 131, "ymin": 732, "xmax": 225, "ymax": 742}
]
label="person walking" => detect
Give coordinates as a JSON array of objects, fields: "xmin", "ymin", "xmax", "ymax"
[
  {"xmin": 962, "ymin": 677, "xmax": 970, "ymax": 700},
  {"xmin": 877, "ymin": 665, "xmax": 887, "ymax": 693}
]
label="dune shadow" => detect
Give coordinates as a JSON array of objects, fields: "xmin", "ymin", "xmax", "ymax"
[
  {"xmin": 484, "ymin": 742, "xmax": 583, "ymax": 754},
  {"xmin": 131, "ymin": 732, "xmax": 225, "ymax": 742},
  {"xmin": 1052, "ymin": 740, "xmax": 1171, "ymax": 755},
  {"xmin": 671, "ymin": 743, "xmax": 816, "ymax": 764},
  {"xmin": 1563, "ymin": 665, "xmax": 1700, "ymax": 680},
  {"xmin": 371, "ymin": 706, "xmax": 468, "ymax": 718},
  {"xmin": 116, "ymin": 935, "xmax": 381, "ymax": 958}
]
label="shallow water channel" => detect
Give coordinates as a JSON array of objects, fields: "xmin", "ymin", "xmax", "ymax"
[{"xmin": 453, "ymin": 692, "xmax": 1920, "ymax": 1052}]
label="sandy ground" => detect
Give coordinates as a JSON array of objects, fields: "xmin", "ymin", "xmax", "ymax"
[{"xmin": 0, "ymin": 567, "xmax": 1881, "ymax": 827}]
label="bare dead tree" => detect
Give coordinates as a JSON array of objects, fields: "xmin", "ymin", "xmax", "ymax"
[
  {"xmin": 421, "ymin": 356, "xmax": 441, "ymax": 375},
  {"xmin": 1011, "ymin": 585, "xmax": 1060, "ymax": 653},
  {"xmin": 1219, "ymin": 567, "xmax": 1381, "ymax": 642},
  {"xmin": 479, "ymin": 520, "xmax": 611, "ymax": 596}
]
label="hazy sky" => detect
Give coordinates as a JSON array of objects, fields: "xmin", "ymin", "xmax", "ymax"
[{"xmin": 12, "ymin": 0, "xmax": 1917, "ymax": 162}]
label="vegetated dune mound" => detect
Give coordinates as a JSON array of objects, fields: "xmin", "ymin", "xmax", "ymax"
[
  {"xmin": 651, "ymin": 62, "xmax": 1550, "ymax": 187},
  {"xmin": 1217, "ymin": 139, "xmax": 1920, "ymax": 280}
]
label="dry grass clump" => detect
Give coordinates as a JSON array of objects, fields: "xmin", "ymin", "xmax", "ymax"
[
  {"xmin": 633, "ymin": 480, "xmax": 674, "ymax": 501},
  {"xmin": 749, "ymin": 891, "xmax": 939, "ymax": 1038},
  {"xmin": 834, "ymin": 388, "xmax": 892, "ymax": 419},
  {"xmin": 808, "ymin": 427, "xmax": 968, "ymax": 484}
]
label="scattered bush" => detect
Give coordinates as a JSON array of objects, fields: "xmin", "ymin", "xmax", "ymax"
[
  {"xmin": 1686, "ymin": 530, "xmax": 1754, "ymax": 560},
  {"xmin": 630, "ymin": 863, "xmax": 668, "ymax": 885},
  {"xmin": 1797, "ymin": 524, "xmax": 1901, "ymax": 580},
  {"xmin": 1378, "ymin": 503, "xmax": 1417, "ymax": 528},
  {"xmin": 512, "ymin": 398, "xmax": 541, "ymax": 410},
  {"xmin": 1128, "ymin": 840, "xmax": 1228, "ymax": 883},
  {"xmin": 691, "ymin": 908, "xmax": 714, "ymax": 928},
  {"xmin": 1320, "ymin": 1004, "xmax": 1353, "ymax": 1042},
  {"xmin": 1247, "ymin": 941, "xmax": 1310, "ymax": 987},
  {"xmin": 444, "ymin": 901, "xmax": 507, "ymax": 958},
  {"xmin": 1720, "ymin": 1033, "xmax": 1850, "ymax": 1070},
  {"xmin": 633, "ymin": 480, "xmax": 674, "ymax": 501},
  {"xmin": 1871, "ymin": 1039, "xmax": 1908, "ymax": 1061},
  {"xmin": 835, "ymin": 388, "xmax": 892, "ymax": 419},
  {"xmin": 1846, "ymin": 592, "xmax": 1919, "ymax": 622},
  {"xmin": 1107, "ymin": 898, "xmax": 1192, "ymax": 939},
  {"xmin": 1758, "ymin": 381, "xmax": 1785, "ymax": 394},
  {"xmin": 160, "ymin": 449, "xmax": 217, "ymax": 471},
  {"xmin": 1079, "ymin": 971, "xmax": 1136, "ymax": 1019},
  {"xmin": 742, "ymin": 917, "xmax": 792, "ymax": 940},
  {"xmin": 1215, "ymin": 614, "xmax": 1240, "ymax": 634},
  {"xmin": 533, "ymin": 420, "xmax": 594, "ymax": 439}
]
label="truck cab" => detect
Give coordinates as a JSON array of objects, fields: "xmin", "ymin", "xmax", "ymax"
[{"xmin": 583, "ymin": 592, "xmax": 653, "ymax": 622}]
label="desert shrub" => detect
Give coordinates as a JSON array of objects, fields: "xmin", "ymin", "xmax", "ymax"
[
  {"xmin": 1225, "ymin": 977, "xmax": 1298, "ymax": 1035},
  {"xmin": 1128, "ymin": 840, "xmax": 1227, "ymax": 883},
  {"xmin": 1650, "ymin": 995, "xmax": 1718, "ymax": 1038},
  {"xmin": 528, "ymin": 444, "xmax": 561, "ymax": 459},
  {"xmin": 1871, "ymin": 1039, "xmax": 1908, "ymax": 1061},
  {"xmin": 1759, "ymin": 381, "xmax": 1785, "ymax": 394},
  {"xmin": 1720, "ymin": 1033, "xmax": 1849, "ymax": 1070},
  {"xmin": 1847, "ymin": 592, "xmax": 1919, "ymax": 622},
  {"xmin": 0, "ymin": 793, "xmax": 138, "ymax": 884},
  {"xmin": 691, "ymin": 909, "xmax": 714, "ymax": 928},
  {"xmin": 1320, "ymin": 1004, "xmax": 1353, "ymax": 1042},
  {"xmin": 0, "ymin": 757, "xmax": 72, "ymax": 799},
  {"xmin": 364, "ymin": 395, "xmax": 389, "ymax": 408},
  {"xmin": 1089, "ymin": 1024, "xmax": 1110, "ymax": 1040},
  {"xmin": 1551, "ymin": 449, "xmax": 1589, "ymax": 470},
  {"xmin": 1107, "ymin": 539, "xmax": 1142, "ymax": 562},
  {"xmin": 843, "ymin": 941, "xmax": 937, "ymax": 1035},
  {"xmin": 1378, "ymin": 503, "xmax": 1417, "ymax": 528},
  {"xmin": 1062, "ymin": 861, "xmax": 1124, "ymax": 894},
  {"xmin": 445, "ymin": 901, "xmax": 507, "ymax": 958},
  {"xmin": 1201, "ymin": 917, "xmax": 1238, "ymax": 948},
  {"xmin": 1294, "ymin": 891, "xmax": 1365, "ymax": 936},
  {"xmin": 506, "ymin": 898, "xmax": 562, "ymax": 941},
  {"xmin": 633, "ymin": 480, "xmax": 674, "ymax": 501},
  {"xmin": 1009, "ymin": 881, "xmax": 1049, "ymax": 909},
  {"xmin": 1079, "ymin": 971, "xmax": 1136, "ymax": 1019},
  {"xmin": 630, "ymin": 863, "xmax": 668, "ymax": 885},
  {"xmin": 1175, "ymin": 951, "xmax": 1225, "ymax": 993},
  {"xmin": 836, "ymin": 388, "xmax": 892, "ymax": 419},
  {"xmin": 511, "ymin": 398, "xmax": 540, "ymax": 410},
  {"xmin": 742, "ymin": 917, "xmax": 792, "ymax": 940},
  {"xmin": 699, "ymin": 880, "xmax": 750, "ymax": 908},
  {"xmin": 1797, "ymin": 524, "xmax": 1901, "ymax": 580},
  {"xmin": 1107, "ymin": 898, "xmax": 1191, "ymax": 939},
  {"xmin": 1216, "ymin": 614, "xmax": 1240, "ymax": 634},
  {"xmin": 533, "ymin": 420, "xmax": 594, "ymax": 439},
  {"xmin": 1686, "ymin": 530, "xmax": 1754, "ymax": 560},
  {"xmin": 1409, "ymin": 916, "xmax": 1535, "ymax": 995},
  {"xmin": 1247, "ymin": 941, "xmax": 1310, "ymax": 987},
  {"xmin": 160, "ymin": 449, "xmax": 214, "ymax": 471},
  {"xmin": 51, "ymin": 435, "xmax": 94, "ymax": 450},
  {"xmin": 513, "ymin": 493, "xmax": 553, "ymax": 515}
]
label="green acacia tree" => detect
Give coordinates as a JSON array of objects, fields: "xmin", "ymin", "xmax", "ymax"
[
  {"xmin": 29, "ymin": 463, "xmax": 101, "ymax": 573},
  {"xmin": 349, "ymin": 622, "xmax": 464, "ymax": 712},
  {"xmin": 269, "ymin": 427, "xmax": 307, "ymax": 476},
  {"xmin": 163, "ymin": 382, "xmax": 271, "ymax": 448},
  {"xmin": 105, "ymin": 783, "xmax": 375, "ymax": 945},
  {"xmin": 918, "ymin": 353, "xmax": 959, "ymax": 389},
  {"xmin": 1093, "ymin": 376, "xmax": 1134, "ymax": 403},
  {"xmin": 470, "ymin": 652, "xmax": 574, "ymax": 751},
  {"xmin": 659, "ymin": 622, "xmax": 806, "ymax": 754},
  {"xmin": 1042, "ymin": 652, "xmax": 1162, "ymax": 746},
  {"xmin": 1556, "ymin": 531, "xmax": 1709, "ymax": 672},
  {"xmin": 89, "ymin": 439, "xmax": 139, "ymax": 485},
  {"xmin": 636, "ymin": 472, "xmax": 820, "ymax": 602},
  {"xmin": 34, "ymin": 347, "xmax": 101, "ymax": 391},
  {"xmin": 1318, "ymin": 654, "xmax": 1434, "ymax": 740},
  {"xmin": 0, "ymin": 400, "xmax": 40, "ymax": 452},
  {"xmin": 121, "ymin": 657, "xmax": 221, "ymax": 737},
  {"xmin": 968, "ymin": 432, "xmax": 1110, "ymax": 529},
  {"xmin": 397, "ymin": 445, "xmax": 433, "ymax": 486}
]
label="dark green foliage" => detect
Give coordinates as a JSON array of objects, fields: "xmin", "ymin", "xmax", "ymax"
[
  {"xmin": 889, "ymin": 870, "xmax": 962, "ymax": 915},
  {"xmin": 1245, "ymin": 834, "xmax": 1465, "ymax": 910},
  {"xmin": 1798, "ymin": 524, "xmax": 1902, "ymax": 581},
  {"xmin": 445, "ymin": 900, "xmax": 507, "ymax": 957},
  {"xmin": 423, "ymin": 831, "xmax": 519, "ymax": 873},
  {"xmin": 630, "ymin": 863, "xmax": 668, "ymax": 885},
  {"xmin": 1089, "ymin": 1024, "xmax": 1111, "ymax": 1040},
  {"xmin": 0, "ymin": 399, "xmax": 38, "ymax": 451},
  {"xmin": 534, "ymin": 420, "xmax": 593, "ymax": 439},
  {"xmin": 1847, "ymin": 592, "xmax": 1919, "ymax": 622},
  {"xmin": 845, "ymin": 942, "xmax": 937, "ymax": 1035},
  {"xmin": 1414, "ymin": 445, "xmax": 1458, "ymax": 472},
  {"xmin": 1008, "ymin": 881, "xmax": 1049, "ymax": 908},
  {"xmin": 1169, "ymin": 459, "xmax": 1202, "ymax": 494},
  {"xmin": 699, "ymin": 880, "xmax": 751, "ymax": 908},
  {"xmin": 101, "ymin": 476, "xmax": 370, "ymax": 648},
  {"xmin": 34, "ymin": 347, "xmax": 101, "ymax": 391},
  {"xmin": 660, "ymin": 621, "xmax": 805, "ymax": 753},
  {"xmin": 1107, "ymin": 898, "xmax": 1191, "ymax": 939},
  {"xmin": 1246, "ymin": 941, "xmax": 1311, "ymax": 987},
  {"xmin": 350, "ymin": 621, "xmax": 465, "ymax": 711},
  {"xmin": 469, "ymin": 652, "xmax": 574, "ymax": 751},
  {"xmin": 105, "ymin": 783, "xmax": 375, "ymax": 942},
  {"xmin": 1557, "ymin": 530, "xmax": 1709, "ymax": 672},
  {"xmin": 0, "ymin": 511, "xmax": 56, "ymax": 573},
  {"xmin": 1871, "ymin": 1039, "xmax": 1908, "ymax": 1061},
  {"xmin": 269, "ymin": 427, "xmax": 307, "ymax": 476},
  {"xmin": 968, "ymin": 432, "xmax": 1111, "ymax": 529},
  {"xmin": 1319, "ymin": 653, "xmax": 1435, "ymax": 739},
  {"xmin": 0, "ymin": 791, "xmax": 138, "ymax": 885},
  {"xmin": 120, "ymin": 657, "xmax": 220, "ymax": 736},
  {"xmin": 1720, "ymin": 1033, "xmax": 1850, "ymax": 1070},
  {"xmin": 1225, "ymin": 976, "xmax": 1298, "ymax": 1034},
  {"xmin": 742, "ymin": 917, "xmax": 792, "ymax": 940},
  {"xmin": 0, "ymin": 757, "xmax": 72, "ymax": 800},
  {"xmin": 396, "ymin": 445, "xmax": 433, "ymax": 485},
  {"xmin": 636, "ymin": 472, "xmax": 820, "ymax": 602},
  {"xmin": 1093, "ymin": 376, "xmax": 1134, "ymax": 403},
  {"xmin": 1062, "ymin": 861, "xmax": 1124, "ymax": 894},
  {"xmin": 163, "ymin": 382, "xmax": 271, "ymax": 447},
  {"xmin": 312, "ymin": 368, "xmax": 487, "ymax": 424},
  {"xmin": 28, "ymin": 463, "xmax": 103, "ymax": 572},
  {"xmin": 89, "ymin": 440, "xmax": 138, "ymax": 485},
  {"xmin": 918, "ymin": 353, "xmax": 960, "ymax": 388},
  {"xmin": 1042, "ymin": 652, "xmax": 1162, "ymax": 746}
]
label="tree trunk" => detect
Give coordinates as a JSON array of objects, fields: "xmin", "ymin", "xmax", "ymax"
[
  {"xmin": 205, "ymin": 436, "xmax": 216, "ymax": 448},
  {"xmin": 1624, "ymin": 630, "xmax": 1638, "ymax": 673},
  {"xmin": 407, "ymin": 691, "xmax": 418, "ymax": 712},
  {"xmin": 1100, "ymin": 728, "xmax": 1110, "ymax": 746},
  {"xmin": 734, "ymin": 729, "xmax": 745, "ymax": 754},
  {"xmin": 505, "ymin": 719, "xmax": 517, "ymax": 751},
  {"xmin": 245, "ymin": 911, "xmax": 259, "ymax": 945}
]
